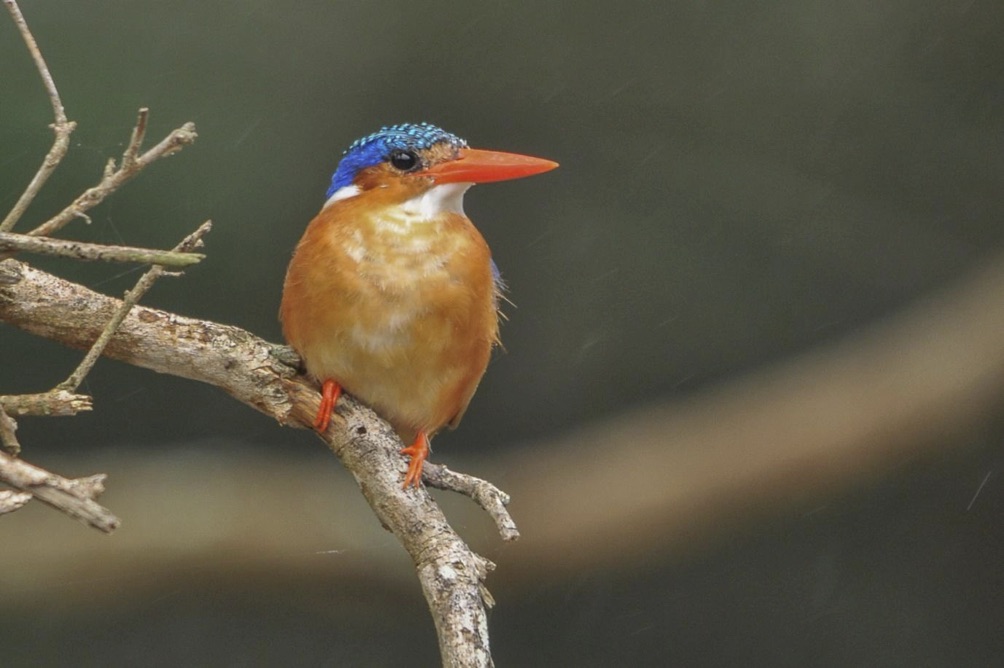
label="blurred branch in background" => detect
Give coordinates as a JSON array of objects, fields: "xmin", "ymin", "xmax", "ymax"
[
  {"xmin": 507, "ymin": 251, "xmax": 1004, "ymax": 573},
  {"xmin": 5, "ymin": 246, "xmax": 1003, "ymax": 597}
]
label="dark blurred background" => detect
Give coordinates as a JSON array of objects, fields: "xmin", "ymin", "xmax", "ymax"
[{"xmin": 2, "ymin": 1, "xmax": 1003, "ymax": 666}]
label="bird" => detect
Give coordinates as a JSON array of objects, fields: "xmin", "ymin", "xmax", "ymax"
[{"xmin": 280, "ymin": 122, "xmax": 557, "ymax": 488}]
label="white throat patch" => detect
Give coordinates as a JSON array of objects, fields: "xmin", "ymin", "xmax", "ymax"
[{"xmin": 400, "ymin": 182, "xmax": 473, "ymax": 220}]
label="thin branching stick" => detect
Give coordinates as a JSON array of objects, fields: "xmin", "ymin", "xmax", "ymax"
[
  {"xmin": 0, "ymin": 0, "xmax": 75, "ymax": 232},
  {"xmin": 0, "ymin": 448, "xmax": 118, "ymax": 531},
  {"xmin": 27, "ymin": 113, "xmax": 197, "ymax": 238},
  {"xmin": 0, "ymin": 231, "xmax": 204, "ymax": 266},
  {"xmin": 0, "ymin": 392, "xmax": 93, "ymax": 417}
]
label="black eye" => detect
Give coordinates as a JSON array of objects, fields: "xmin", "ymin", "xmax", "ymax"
[{"xmin": 389, "ymin": 150, "xmax": 419, "ymax": 172}]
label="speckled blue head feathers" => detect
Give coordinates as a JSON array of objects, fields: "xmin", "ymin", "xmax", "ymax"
[{"xmin": 326, "ymin": 123, "xmax": 468, "ymax": 198}]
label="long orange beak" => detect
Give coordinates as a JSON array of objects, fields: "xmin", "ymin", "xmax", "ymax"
[{"xmin": 425, "ymin": 148, "xmax": 558, "ymax": 184}]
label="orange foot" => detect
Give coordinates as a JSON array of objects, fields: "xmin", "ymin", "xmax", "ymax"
[
  {"xmin": 313, "ymin": 379, "xmax": 342, "ymax": 431},
  {"xmin": 400, "ymin": 431, "xmax": 430, "ymax": 489}
]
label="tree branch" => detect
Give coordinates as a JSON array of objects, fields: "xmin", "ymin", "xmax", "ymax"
[{"xmin": 0, "ymin": 259, "xmax": 513, "ymax": 665}]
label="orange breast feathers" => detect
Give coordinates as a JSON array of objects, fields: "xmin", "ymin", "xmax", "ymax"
[{"xmin": 279, "ymin": 186, "xmax": 500, "ymax": 443}]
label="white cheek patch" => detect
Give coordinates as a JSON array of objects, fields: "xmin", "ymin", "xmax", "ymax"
[
  {"xmin": 400, "ymin": 182, "xmax": 473, "ymax": 220},
  {"xmin": 323, "ymin": 184, "xmax": 361, "ymax": 208}
]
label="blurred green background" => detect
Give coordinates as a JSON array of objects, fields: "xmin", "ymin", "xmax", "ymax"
[{"xmin": 2, "ymin": 1, "xmax": 1003, "ymax": 666}]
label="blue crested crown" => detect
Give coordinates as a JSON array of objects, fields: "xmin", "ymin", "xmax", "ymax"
[{"xmin": 326, "ymin": 122, "xmax": 468, "ymax": 198}]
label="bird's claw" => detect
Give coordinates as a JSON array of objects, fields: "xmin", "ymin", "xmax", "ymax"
[
  {"xmin": 314, "ymin": 379, "xmax": 342, "ymax": 431},
  {"xmin": 400, "ymin": 432, "xmax": 430, "ymax": 488}
]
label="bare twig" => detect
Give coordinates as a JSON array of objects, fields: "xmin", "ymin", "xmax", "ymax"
[
  {"xmin": 57, "ymin": 221, "xmax": 212, "ymax": 392},
  {"xmin": 0, "ymin": 449, "xmax": 118, "ymax": 531},
  {"xmin": 0, "ymin": 391, "xmax": 93, "ymax": 417},
  {"xmin": 0, "ymin": 0, "xmax": 76, "ymax": 233},
  {"xmin": 28, "ymin": 117, "xmax": 197, "ymax": 238},
  {"xmin": 1, "ymin": 0, "xmax": 65, "ymax": 125},
  {"xmin": 0, "ymin": 231, "xmax": 204, "ymax": 266},
  {"xmin": 424, "ymin": 462, "xmax": 520, "ymax": 541},
  {"xmin": 121, "ymin": 107, "xmax": 149, "ymax": 170}
]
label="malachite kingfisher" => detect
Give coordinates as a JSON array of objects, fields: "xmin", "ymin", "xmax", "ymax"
[{"xmin": 280, "ymin": 123, "xmax": 558, "ymax": 488}]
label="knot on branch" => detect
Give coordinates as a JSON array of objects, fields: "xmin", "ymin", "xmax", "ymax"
[{"xmin": 0, "ymin": 259, "xmax": 23, "ymax": 285}]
